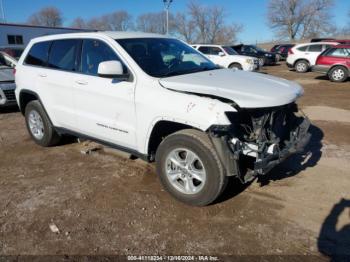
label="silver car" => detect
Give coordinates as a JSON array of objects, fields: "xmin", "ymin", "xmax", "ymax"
[{"xmin": 0, "ymin": 51, "xmax": 17, "ymax": 107}]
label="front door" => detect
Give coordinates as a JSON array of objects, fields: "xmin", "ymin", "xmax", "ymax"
[{"xmin": 73, "ymin": 39, "xmax": 137, "ymax": 149}]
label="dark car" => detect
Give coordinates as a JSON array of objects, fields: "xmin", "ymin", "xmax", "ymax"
[
  {"xmin": 312, "ymin": 45, "xmax": 350, "ymax": 82},
  {"xmin": 310, "ymin": 38, "xmax": 335, "ymax": 43},
  {"xmin": 271, "ymin": 44, "xmax": 295, "ymax": 60},
  {"xmin": 231, "ymin": 44, "xmax": 277, "ymax": 66}
]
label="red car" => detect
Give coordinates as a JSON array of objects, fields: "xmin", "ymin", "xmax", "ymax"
[{"xmin": 312, "ymin": 45, "xmax": 350, "ymax": 82}]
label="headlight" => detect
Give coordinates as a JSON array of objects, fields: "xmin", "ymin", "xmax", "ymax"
[
  {"xmin": 265, "ymin": 53, "xmax": 272, "ymax": 57},
  {"xmin": 245, "ymin": 59, "xmax": 254, "ymax": 64}
]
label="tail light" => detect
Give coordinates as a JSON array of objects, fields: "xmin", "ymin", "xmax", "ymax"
[
  {"xmin": 13, "ymin": 68, "xmax": 16, "ymax": 75},
  {"xmin": 288, "ymin": 49, "xmax": 294, "ymax": 55}
]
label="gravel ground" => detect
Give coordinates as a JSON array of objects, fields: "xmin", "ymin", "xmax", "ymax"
[{"xmin": 0, "ymin": 63, "xmax": 349, "ymax": 260}]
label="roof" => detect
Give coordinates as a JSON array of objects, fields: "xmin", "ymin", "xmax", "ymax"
[
  {"xmin": 0, "ymin": 22, "xmax": 87, "ymax": 31},
  {"xmin": 27, "ymin": 31, "xmax": 170, "ymax": 43},
  {"xmin": 295, "ymin": 41, "xmax": 338, "ymax": 47},
  {"xmin": 334, "ymin": 44, "xmax": 350, "ymax": 48},
  {"xmin": 101, "ymin": 31, "xmax": 168, "ymax": 39},
  {"xmin": 191, "ymin": 44, "xmax": 223, "ymax": 47}
]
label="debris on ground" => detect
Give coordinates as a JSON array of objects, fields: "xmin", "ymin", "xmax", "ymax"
[
  {"xmin": 79, "ymin": 142, "xmax": 103, "ymax": 155},
  {"xmin": 49, "ymin": 223, "xmax": 60, "ymax": 234}
]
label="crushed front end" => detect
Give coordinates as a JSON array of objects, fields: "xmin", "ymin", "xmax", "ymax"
[{"xmin": 209, "ymin": 103, "xmax": 311, "ymax": 183}]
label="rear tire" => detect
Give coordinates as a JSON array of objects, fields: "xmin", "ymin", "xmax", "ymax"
[
  {"xmin": 295, "ymin": 60, "xmax": 309, "ymax": 73},
  {"xmin": 25, "ymin": 100, "xmax": 61, "ymax": 147},
  {"xmin": 155, "ymin": 129, "xmax": 227, "ymax": 206},
  {"xmin": 328, "ymin": 66, "xmax": 348, "ymax": 82}
]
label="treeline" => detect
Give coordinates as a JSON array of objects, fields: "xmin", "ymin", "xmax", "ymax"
[
  {"xmin": 26, "ymin": 1, "xmax": 242, "ymax": 44},
  {"xmin": 26, "ymin": 0, "xmax": 350, "ymax": 43}
]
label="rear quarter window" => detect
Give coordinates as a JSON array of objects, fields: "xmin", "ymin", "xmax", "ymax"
[
  {"xmin": 24, "ymin": 41, "xmax": 51, "ymax": 66},
  {"xmin": 297, "ymin": 45, "xmax": 308, "ymax": 52}
]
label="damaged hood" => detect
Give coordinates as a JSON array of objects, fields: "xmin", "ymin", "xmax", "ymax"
[{"xmin": 159, "ymin": 69, "xmax": 303, "ymax": 108}]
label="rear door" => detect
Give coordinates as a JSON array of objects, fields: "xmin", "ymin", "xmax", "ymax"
[
  {"xmin": 22, "ymin": 39, "xmax": 80, "ymax": 129},
  {"xmin": 72, "ymin": 38, "xmax": 137, "ymax": 149},
  {"xmin": 306, "ymin": 44, "xmax": 323, "ymax": 65}
]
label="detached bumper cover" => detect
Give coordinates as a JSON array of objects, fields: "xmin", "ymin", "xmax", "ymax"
[{"xmin": 253, "ymin": 117, "xmax": 311, "ymax": 174}]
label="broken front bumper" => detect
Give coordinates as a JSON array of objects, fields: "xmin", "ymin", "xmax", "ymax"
[
  {"xmin": 253, "ymin": 117, "xmax": 310, "ymax": 174},
  {"xmin": 210, "ymin": 108, "xmax": 311, "ymax": 184}
]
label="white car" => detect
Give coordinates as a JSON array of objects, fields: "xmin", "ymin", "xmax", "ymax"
[
  {"xmin": 286, "ymin": 42, "xmax": 338, "ymax": 73},
  {"xmin": 15, "ymin": 32, "xmax": 310, "ymax": 206},
  {"xmin": 192, "ymin": 44, "xmax": 259, "ymax": 71}
]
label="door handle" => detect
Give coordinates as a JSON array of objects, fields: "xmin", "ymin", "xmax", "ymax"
[
  {"xmin": 75, "ymin": 80, "xmax": 88, "ymax": 85},
  {"xmin": 38, "ymin": 73, "xmax": 47, "ymax": 77}
]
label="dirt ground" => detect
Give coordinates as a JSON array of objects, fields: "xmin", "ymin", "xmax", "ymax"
[{"xmin": 0, "ymin": 63, "xmax": 349, "ymax": 260}]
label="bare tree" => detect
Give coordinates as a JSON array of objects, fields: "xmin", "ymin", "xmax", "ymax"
[
  {"xmin": 299, "ymin": 0, "xmax": 334, "ymax": 39},
  {"xmin": 267, "ymin": 0, "xmax": 334, "ymax": 40},
  {"xmin": 172, "ymin": 13, "xmax": 196, "ymax": 43},
  {"xmin": 106, "ymin": 11, "xmax": 133, "ymax": 31},
  {"xmin": 70, "ymin": 17, "xmax": 86, "ymax": 29},
  {"xmin": 186, "ymin": 1, "xmax": 242, "ymax": 44},
  {"xmin": 73, "ymin": 11, "xmax": 133, "ymax": 31},
  {"xmin": 136, "ymin": 12, "xmax": 170, "ymax": 34},
  {"xmin": 188, "ymin": 1, "xmax": 209, "ymax": 43},
  {"xmin": 27, "ymin": 6, "xmax": 63, "ymax": 27},
  {"xmin": 86, "ymin": 17, "xmax": 109, "ymax": 30},
  {"xmin": 213, "ymin": 24, "xmax": 243, "ymax": 44}
]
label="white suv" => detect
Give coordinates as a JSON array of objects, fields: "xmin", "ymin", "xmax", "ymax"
[
  {"xmin": 15, "ymin": 32, "xmax": 310, "ymax": 206},
  {"xmin": 287, "ymin": 42, "xmax": 338, "ymax": 73},
  {"xmin": 193, "ymin": 44, "xmax": 259, "ymax": 71}
]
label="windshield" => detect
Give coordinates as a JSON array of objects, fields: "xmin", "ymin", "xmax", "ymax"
[
  {"xmin": 222, "ymin": 46, "xmax": 238, "ymax": 55},
  {"xmin": 116, "ymin": 38, "xmax": 218, "ymax": 77}
]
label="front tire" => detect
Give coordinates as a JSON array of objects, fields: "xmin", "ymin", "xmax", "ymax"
[
  {"xmin": 155, "ymin": 129, "xmax": 227, "ymax": 206},
  {"xmin": 295, "ymin": 60, "xmax": 309, "ymax": 73},
  {"xmin": 229, "ymin": 63, "xmax": 243, "ymax": 70},
  {"xmin": 328, "ymin": 66, "xmax": 348, "ymax": 82},
  {"xmin": 25, "ymin": 100, "xmax": 61, "ymax": 147}
]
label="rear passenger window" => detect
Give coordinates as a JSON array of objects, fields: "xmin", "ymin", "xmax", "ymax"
[
  {"xmin": 308, "ymin": 45, "xmax": 322, "ymax": 52},
  {"xmin": 24, "ymin": 41, "xmax": 51, "ymax": 66},
  {"xmin": 48, "ymin": 39, "xmax": 80, "ymax": 71},
  {"xmin": 198, "ymin": 46, "xmax": 210, "ymax": 54},
  {"xmin": 80, "ymin": 39, "xmax": 122, "ymax": 76}
]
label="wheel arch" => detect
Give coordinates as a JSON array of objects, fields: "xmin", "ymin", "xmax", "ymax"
[
  {"xmin": 146, "ymin": 120, "xmax": 201, "ymax": 161},
  {"xmin": 228, "ymin": 62, "xmax": 242, "ymax": 69},
  {"xmin": 18, "ymin": 89, "xmax": 40, "ymax": 115},
  {"xmin": 329, "ymin": 64, "xmax": 349, "ymax": 73},
  {"xmin": 19, "ymin": 89, "xmax": 54, "ymax": 126},
  {"xmin": 293, "ymin": 58, "xmax": 310, "ymax": 67}
]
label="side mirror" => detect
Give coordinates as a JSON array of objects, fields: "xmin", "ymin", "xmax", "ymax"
[
  {"xmin": 218, "ymin": 52, "xmax": 225, "ymax": 57},
  {"xmin": 98, "ymin": 60, "xmax": 129, "ymax": 80}
]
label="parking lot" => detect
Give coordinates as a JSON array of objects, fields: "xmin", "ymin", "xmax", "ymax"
[{"xmin": 0, "ymin": 63, "xmax": 349, "ymax": 258}]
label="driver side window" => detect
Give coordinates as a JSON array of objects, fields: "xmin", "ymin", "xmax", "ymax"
[{"xmin": 80, "ymin": 39, "xmax": 124, "ymax": 76}]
